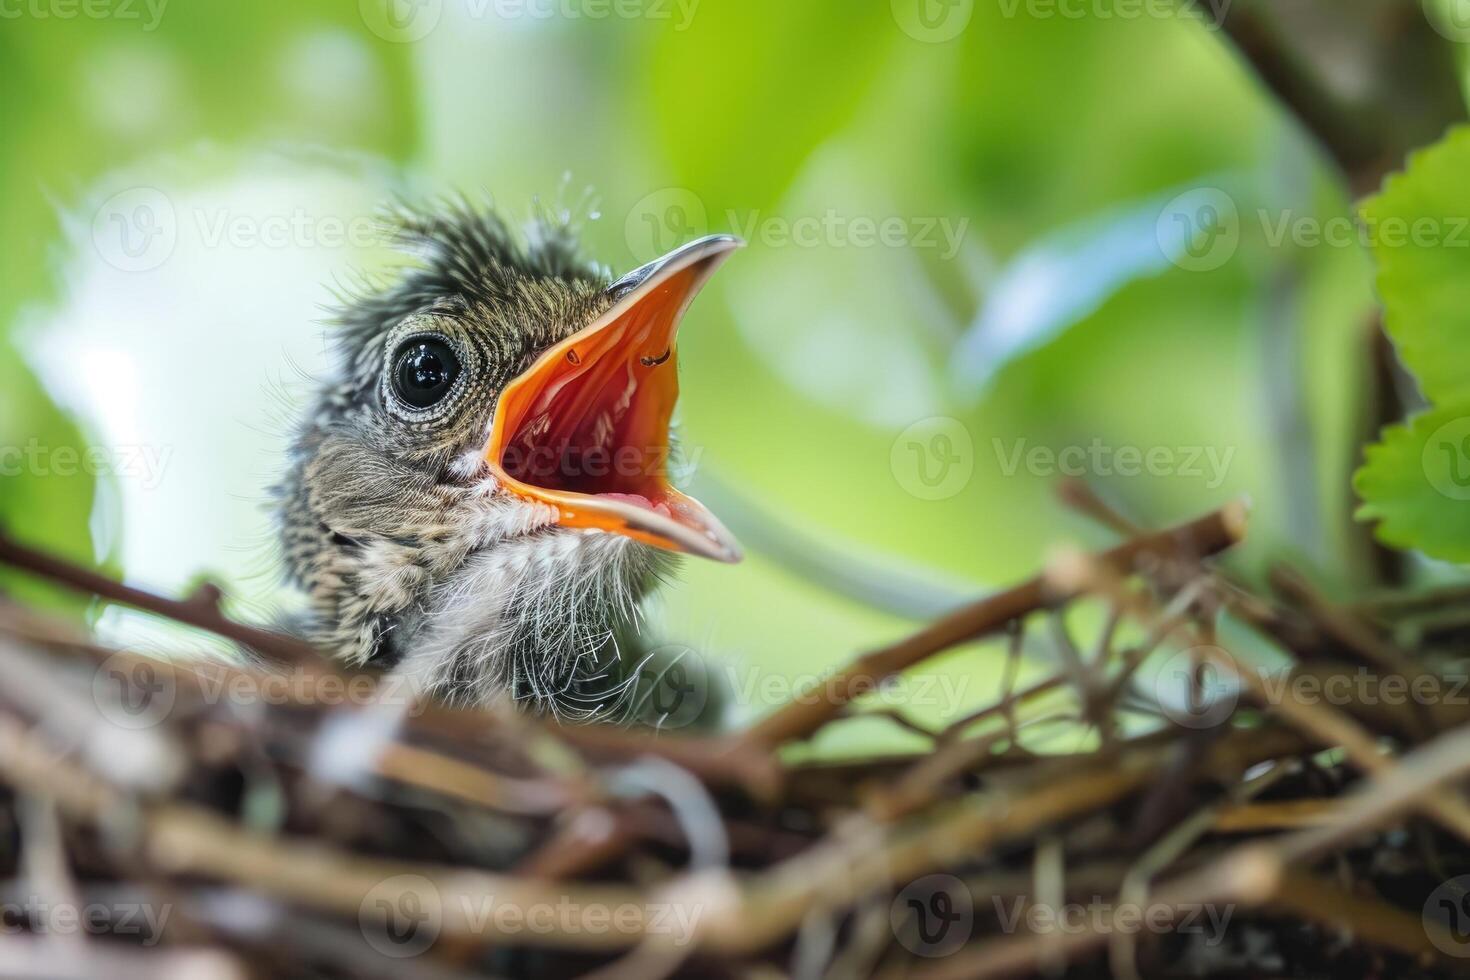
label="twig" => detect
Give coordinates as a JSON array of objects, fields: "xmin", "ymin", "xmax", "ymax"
[
  {"xmin": 1212, "ymin": 799, "xmax": 1337, "ymax": 833},
  {"xmin": 741, "ymin": 502, "xmax": 1249, "ymax": 749},
  {"xmin": 0, "ymin": 531, "xmax": 327, "ymax": 669},
  {"xmin": 1189, "ymin": 0, "xmax": 1378, "ymax": 181},
  {"xmin": 911, "ymin": 715, "xmax": 1470, "ymax": 978}
]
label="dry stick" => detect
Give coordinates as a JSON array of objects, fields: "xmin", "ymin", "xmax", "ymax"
[
  {"xmin": 1356, "ymin": 582, "xmax": 1470, "ymax": 618},
  {"xmin": 869, "ymin": 729, "xmax": 1012, "ymax": 822},
  {"xmin": 847, "ymin": 707, "xmax": 942, "ymax": 743},
  {"xmin": 1080, "ymin": 539, "xmax": 1470, "ymax": 845},
  {"xmin": 412, "ymin": 704, "xmax": 783, "ymax": 799},
  {"xmin": 717, "ymin": 725, "xmax": 1309, "ymax": 956},
  {"xmin": 373, "ymin": 742, "xmax": 579, "ymax": 815},
  {"xmin": 515, "ymin": 801, "xmax": 812, "ymax": 882},
  {"xmin": 1269, "ymin": 564, "xmax": 1427, "ymax": 683},
  {"xmin": 1212, "ymin": 799, "xmax": 1340, "ymax": 832},
  {"xmin": 1110, "ymin": 805, "xmax": 1222, "ymax": 980},
  {"xmin": 1184, "ymin": 0, "xmax": 1392, "ymax": 192},
  {"xmin": 1054, "ymin": 478, "xmax": 1141, "ymax": 537},
  {"xmin": 1189, "ymin": 1, "xmax": 1459, "ymax": 585},
  {"xmin": 1221, "ymin": 649, "xmax": 1470, "ymax": 844},
  {"xmin": 0, "ymin": 690, "xmax": 1309, "ymax": 959},
  {"xmin": 514, "ymin": 809, "xmax": 638, "ymax": 880},
  {"xmin": 1057, "ymin": 483, "xmax": 1324, "ymax": 661},
  {"xmin": 0, "ymin": 715, "xmax": 705, "ymax": 954},
  {"xmin": 1056, "ymin": 490, "xmax": 1426, "ymax": 718},
  {"xmin": 0, "ymin": 937, "xmax": 246, "ymax": 980},
  {"xmin": 1110, "ymin": 758, "xmax": 1297, "ymax": 980},
  {"xmin": 908, "ymin": 607, "xmax": 1470, "ymax": 977},
  {"xmin": 868, "ymin": 719, "xmax": 1078, "ymax": 824},
  {"xmin": 996, "ymin": 620, "xmax": 1026, "ymax": 746},
  {"xmin": 0, "ymin": 532, "xmax": 326, "ymax": 669},
  {"xmin": 741, "ymin": 502, "xmax": 1249, "ymax": 750},
  {"xmin": 1267, "ymin": 868, "xmax": 1450, "ymax": 961},
  {"xmin": 911, "ymin": 717, "xmax": 1470, "ymax": 980},
  {"xmin": 0, "ymin": 598, "xmax": 780, "ymax": 799},
  {"xmin": 939, "ymin": 675, "xmax": 1067, "ymax": 744},
  {"xmin": 1133, "ymin": 559, "xmax": 1470, "ymax": 849}
]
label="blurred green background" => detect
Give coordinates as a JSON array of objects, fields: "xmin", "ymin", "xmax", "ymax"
[{"xmin": 0, "ymin": 0, "xmax": 1451, "ymax": 755}]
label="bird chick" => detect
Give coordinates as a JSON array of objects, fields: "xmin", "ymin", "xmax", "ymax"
[{"xmin": 276, "ymin": 201, "xmax": 741, "ymax": 718}]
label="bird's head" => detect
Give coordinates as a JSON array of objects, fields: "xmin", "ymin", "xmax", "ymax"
[{"xmin": 277, "ymin": 201, "xmax": 741, "ymax": 714}]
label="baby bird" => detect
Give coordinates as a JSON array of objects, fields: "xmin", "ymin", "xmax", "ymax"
[{"xmin": 276, "ymin": 201, "xmax": 741, "ymax": 718}]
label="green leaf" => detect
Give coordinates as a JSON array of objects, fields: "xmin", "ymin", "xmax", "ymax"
[
  {"xmin": 0, "ymin": 342, "xmax": 102, "ymax": 614},
  {"xmin": 1360, "ymin": 125, "xmax": 1470, "ymax": 404},
  {"xmin": 648, "ymin": 0, "xmax": 893, "ymax": 211},
  {"xmin": 1355, "ymin": 404, "xmax": 1470, "ymax": 563}
]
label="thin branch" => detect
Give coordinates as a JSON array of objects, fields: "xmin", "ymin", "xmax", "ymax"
[
  {"xmin": 0, "ymin": 531, "xmax": 326, "ymax": 669},
  {"xmin": 740, "ymin": 502, "xmax": 1249, "ymax": 749}
]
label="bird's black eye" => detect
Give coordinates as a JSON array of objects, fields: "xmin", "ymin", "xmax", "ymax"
[{"xmin": 391, "ymin": 337, "xmax": 461, "ymax": 409}]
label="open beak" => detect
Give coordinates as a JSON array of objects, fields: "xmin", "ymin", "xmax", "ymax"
[{"xmin": 482, "ymin": 235, "xmax": 744, "ymax": 563}]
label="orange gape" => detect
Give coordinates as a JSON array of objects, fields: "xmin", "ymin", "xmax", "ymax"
[{"xmin": 482, "ymin": 237, "xmax": 743, "ymax": 563}]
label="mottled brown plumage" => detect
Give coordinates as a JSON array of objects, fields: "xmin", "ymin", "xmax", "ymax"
[{"xmin": 276, "ymin": 200, "xmax": 680, "ymax": 718}]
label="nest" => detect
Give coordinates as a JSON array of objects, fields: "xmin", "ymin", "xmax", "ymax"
[{"xmin": 3, "ymin": 488, "xmax": 1470, "ymax": 979}]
